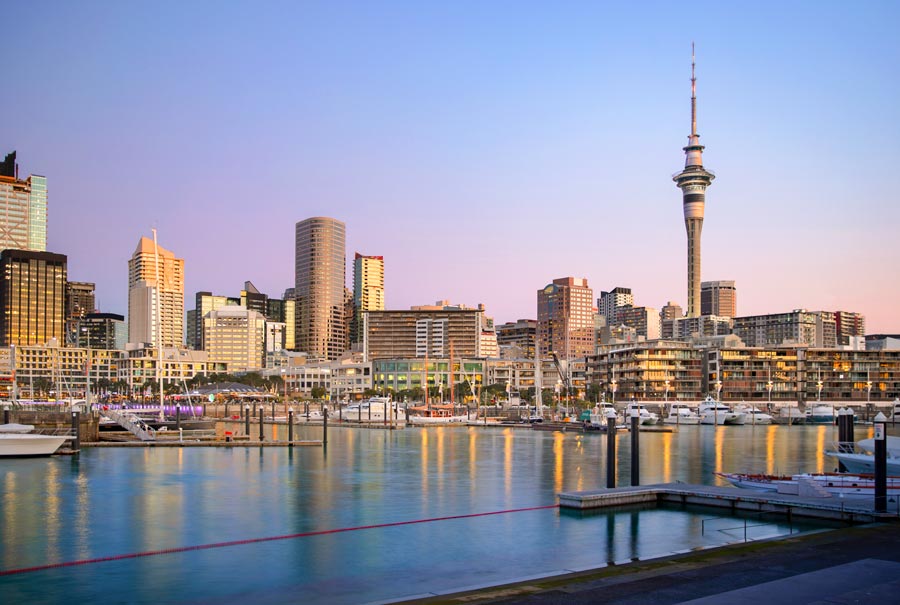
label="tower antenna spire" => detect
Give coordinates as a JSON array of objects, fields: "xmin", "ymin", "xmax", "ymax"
[{"xmin": 691, "ymin": 41, "xmax": 697, "ymax": 137}]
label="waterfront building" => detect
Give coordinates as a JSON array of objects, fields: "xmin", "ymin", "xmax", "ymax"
[
  {"xmin": 616, "ymin": 306, "xmax": 661, "ymax": 340},
  {"xmin": 0, "ymin": 249, "xmax": 67, "ymax": 346},
  {"xmin": 705, "ymin": 347, "xmax": 802, "ymax": 404},
  {"xmin": 587, "ymin": 340, "xmax": 704, "ymax": 402},
  {"xmin": 7, "ymin": 342, "xmax": 124, "ymax": 400},
  {"xmin": 0, "ymin": 151, "xmax": 47, "ymax": 253},
  {"xmin": 263, "ymin": 354, "xmax": 373, "ymax": 400},
  {"xmin": 371, "ymin": 358, "xmax": 484, "ymax": 401},
  {"xmin": 352, "ymin": 253, "xmax": 385, "ymax": 345},
  {"xmin": 202, "ymin": 307, "xmax": 267, "ymax": 372},
  {"xmin": 732, "ymin": 310, "xmax": 838, "ymax": 348},
  {"xmin": 496, "ymin": 319, "xmax": 537, "ymax": 359},
  {"xmin": 597, "ymin": 287, "xmax": 633, "ymax": 327},
  {"xmin": 673, "ymin": 48, "xmax": 715, "ymax": 318},
  {"xmin": 188, "ymin": 285, "xmax": 295, "ymax": 351},
  {"xmin": 122, "ymin": 344, "xmax": 226, "ymax": 396},
  {"xmin": 76, "ymin": 313, "xmax": 127, "ymax": 350},
  {"xmin": 127, "ymin": 235, "xmax": 184, "ymax": 348},
  {"xmin": 537, "ymin": 277, "xmax": 595, "ymax": 359},
  {"xmin": 364, "ymin": 306, "xmax": 491, "ymax": 361},
  {"xmin": 700, "ymin": 280, "xmax": 736, "ymax": 317},
  {"xmin": 295, "ymin": 217, "xmax": 347, "ymax": 360}
]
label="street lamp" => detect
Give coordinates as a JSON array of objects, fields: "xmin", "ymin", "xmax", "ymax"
[
  {"xmin": 866, "ymin": 380, "xmax": 873, "ymax": 404},
  {"xmin": 816, "ymin": 379, "xmax": 824, "ymax": 402},
  {"xmin": 664, "ymin": 379, "xmax": 670, "ymax": 404},
  {"xmin": 611, "ymin": 379, "xmax": 618, "ymax": 406},
  {"xmin": 281, "ymin": 368, "xmax": 288, "ymax": 416},
  {"xmin": 715, "ymin": 379, "xmax": 722, "ymax": 400},
  {"xmin": 766, "ymin": 380, "xmax": 774, "ymax": 411}
]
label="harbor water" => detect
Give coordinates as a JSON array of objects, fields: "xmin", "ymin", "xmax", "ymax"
[{"xmin": 0, "ymin": 423, "xmax": 883, "ymax": 603}]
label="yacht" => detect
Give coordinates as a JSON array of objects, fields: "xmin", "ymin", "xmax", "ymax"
[
  {"xmin": 825, "ymin": 436, "xmax": 900, "ymax": 474},
  {"xmin": 0, "ymin": 424, "xmax": 68, "ymax": 457},
  {"xmin": 891, "ymin": 398, "xmax": 900, "ymax": 422},
  {"xmin": 699, "ymin": 397, "xmax": 743, "ymax": 425},
  {"xmin": 341, "ymin": 397, "xmax": 403, "ymax": 422},
  {"xmin": 774, "ymin": 402, "xmax": 806, "ymax": 425},
  {"xmin": 805, "ymin": 402, "xmax": 836, "ymax": 424},
  {"xmin": 589, "ymin": 403, "xmax": 621, "ymax": 428},
  {"xmin": 663, "ymin": 402, "xmax": 700, "ymax": 425},
  {"xmin": 624, "ymin": 402, "xmax": 658, "ymax": 426},
  {"xmin": 733, "ymin": 404, "xmax": 774, "ymax": 425},
  {"xmin": 407, "ymin": 403, "xmax": 469, "ymax": 424}
]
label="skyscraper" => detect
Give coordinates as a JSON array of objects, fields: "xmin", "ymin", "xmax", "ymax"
[
  {"xmin": 127, "ymin": 234, "xmax": 184, "ymax": 348},
  {"xmin": 295, "ymin": 217, "xmax": 346, "ymax": 360},
  {"xmin": 352, "ymin": 253, "xmax": 385, "ymax": 344},
  {"xmin": 537, "ymin": 277, "xmax": 595, "ymax": 359},
  {"xmin": 0, "ymin": 249, "xmax": 66, "ymax": 346},
  {"xmin": 701, "ymin": 280, "xmax": 736, "ymax": 317},
  {"xmin": 673, "ymin": 46, "xmax": 715, "ymax": 318},
  {"xmin": 0, "ymin": 151, "xmax": 47, "ymax": 252},
  {"xmin": 598, "ymin": 287, "xmax": 633, "ymax": 327}
]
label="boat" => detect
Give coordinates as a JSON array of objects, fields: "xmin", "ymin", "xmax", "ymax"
[
  {"xmin": 624, "ymin": 401, "xmax": 658, "ymax": 425},
  {"xmin": 663, "ymin": 402, "xmax": 700, "ymax": 425},
  {"xmin": 891, "ymin": 398, "xmax": 900, "ymax": 422},
  {"xmin": 805, "ymin": 402, "xmax": 836, "ymax": 424},
  {"xmin": 825, "ymin": 436, "xmax": 900, "ymax": 475},
  {"xmin": 407, "ymin": 403, "xmax": 469, "ymax": 424},
  {"xmin": 716, "ymin": 471, "xmax": 900, "ymax": 499},
  {"xmin": 341, "ymin": 397, "xmax": 404, "ymax": 422},
  {"xmin": 589, "ymin": 403, "xmax": 621, "ymax": 428},
  {"xmin": 773, "ymin": 402, "xmax": 806, "ymax": 425},
  {"xmin": 733, "ymin": 404, "xmax": 773, "ymax": 425},
  {"xmin": 699, "ymin": 397, "xmax": 743, "ymax": 425},
  {"xmin": 0, "ymin": 423, "xmax": 68, "ymax": 457}
]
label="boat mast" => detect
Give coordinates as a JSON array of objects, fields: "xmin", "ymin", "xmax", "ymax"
[
  {"xmin": 534, "ymin": 333, "xmax": 543, "ymax": 418},
  {"xmin": 152, "ymin": 228, "xmax": 164, "ymax": 422}
]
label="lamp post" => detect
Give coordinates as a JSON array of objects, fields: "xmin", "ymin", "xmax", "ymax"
[
  {"xmin": 866, "ymin": 380, "xmax": 873, "ymax": 404},
  {"xmin": 816, "ymin": 379, "xmax": 823, "ymax": 403},
  {"xmin": 715, "ymin": 380, "xmax": 723, "ymax": 425},
  {"xmin": 281, "ymin": 368, "xmax": 288, "ymax": 417},
  {"xmin": 611, "ymin": 379, "xmax": 618, "ymax": 407},
  {"xmin": 766, "ymin": 380, "xmax": 773, "ymax": 412},
  {"xmin": 664, "ymin": 379, "xmax": 670, "ymax": 404}
]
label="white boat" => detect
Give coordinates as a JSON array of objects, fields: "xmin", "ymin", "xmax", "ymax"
[
  {"xmin": 624, "ymin": 402, "xmax": 658, "ymax": 425},
  {"xmin": 699, "ymin": 397, "xmax": 743, "ymax": 425},
  {"xmin": 891, "ymin": 398, "xmax": 900, "ymax": 422},
  {"xmin": 341, "ymin": 397, "xmax": 404, "ymax": 422},
  {"xmin": 663, "ymin": 402, "xmax": 700, "ymax": 425},
  {"xmin": 805, "ymin": 402, "xmax": 836, "ymax": 424},
  {"xmin": 589, "ymin": 403, "xmax": 620, "ymax": 428},
  {"xmin": 774, "ymin": 403, "xmax": 806, "ymax": 425},
  {"xmin": 717, "ymin": 471, "xmax": 900, "ymax": 499},
  {"xmin": 733, "ymin": 404, "xmax": 773, "ymax": 425},
  {"xmin": 407, "ymin": 403, "xmax": 469, "ymax": 424},
  {"xmin": 825, "ymin": 436, "xmax": 900, "ymax": 475},
  {"xmin": 0, "ymin": 424, "xmax": 68, "ymax": 457}
]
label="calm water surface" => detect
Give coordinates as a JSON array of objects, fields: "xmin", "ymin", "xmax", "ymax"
[{"xmin": 0, "ymin": 423, "xmax": 880, "ymax": 603}]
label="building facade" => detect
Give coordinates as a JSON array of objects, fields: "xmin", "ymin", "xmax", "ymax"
[
  {"xmin": 352, "ymin": 253, "xmax": 385, "ymax": 345},
  {"xmin": 0, "ymin": 151, "xmax": 47, "ymax": 253},
  {"xmin": 76, "ymin": 313, "xmax": 127, "ymax": 350},
  {"xmin": 364, "ymin": 308, "xmax": 490, "ymax": 361},
  {"xmin": 587, "ymin": 341, "xmax": 704, "ymax": 402},
  {"xmin": 295, "ymin": 217, "xmax": 346, "ymax": 360},
  {"xmin": 202, "ymin": 307, "xmax": 267, "ymax": 372},
  {"xmin": 538, "ymin": 277, "xmax": 595, "ymax": 359},
  {"xmin": 496, "ymin": 319, "xmax": 538, "ymax": 359},
  {"xmin": 127, "ymin": 236, "xmax": 184, "ymax": 348},
  {"xmin": 732, "ymin": 310, "xmax": 823, "ymax": 348},
  {"xmin": 598, "ymin": 287, "xmax": 633, "ymax": 327},
  {"xmin": 0, "ymin": 249, "xmax": 67, "ymax": 346},
  {"xmin": 65, "ymin": 281, "xmax": 96, "ymax": 345},
  {"xmin": 700, "ymin": 280, "xmax": 736, "ymax": 317},
  {"xmin": 616, "ymin": 306, "xmax": 661, "ymax": 340}
]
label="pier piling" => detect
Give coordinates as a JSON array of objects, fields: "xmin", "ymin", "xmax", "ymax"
[
  {"xmin": 244, "ymin": 405, "xmax": 250, "ymax": 437},
  {"xmin": 3, "ymin": 407, "xmax": 9, "ymax": 425},
  {"xmin": 176, "ymin": 405, "xmax": 181, "ymax": 431},
  {"xmin": 71, "ymin": 410, "xmax": 80, "ymax": 453},
  {"xmin": 258, "ymin": 407, "xmax": 264, "ymax": 441},
  {"xmin": 323, "ymin": 406, "xmax": 328, "ymax": 449},
  {"xmin": 606, "ymin": 410, "xmax": 616, "ymax": 489},
  {"xmin": 288, "ymin": 409, "xmax": 294, "ymax": 444},
  {"xmin": 875, "ymin": 412, "xmax": 887, "ymax": 512},
  {"xmin": 630, "ymin": 409, "xmax": 640, "ymax": 486}
]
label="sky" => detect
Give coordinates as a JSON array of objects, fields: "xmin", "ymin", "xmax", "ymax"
[{"xmin": 2, "ymin": 1, "xmax": 899, "ymax": 333}]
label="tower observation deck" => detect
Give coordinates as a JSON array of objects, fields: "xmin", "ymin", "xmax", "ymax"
[{"xmin": 673, "ymin": 44, "xmax": 715, "ymax": 318}]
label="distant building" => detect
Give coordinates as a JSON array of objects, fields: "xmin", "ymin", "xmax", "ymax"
[
  {"xmin": 187, "ymin": 292, "xmax": 239, "ymax": 350},
  {"xmin": 65, "ymin": 281, "xmax": 96, "ymax": 345},
  {"xmin": 867, "ymin": 335, "xmax": 900, "ymax": 351},
  {"xmin": 597, "ymin": 287, "xmax": 633, "ymax": 327},
  {"xmin": 127, "ymin": 236, "xmax": 184, "ymax": 348},
  {"xmin": 352, "ymin": 253, "xmax": 385, "ymax": 345},
  {"xmin": 364, "ymin": 307, "xmax": 492, "ymax": 361},
  {"xmin": 0, "ymin": 151, "xmax": 47, "ymax": 253},
  {"xmin": 496, "ymin": 319, "xmax": 537, "ymax": 359},
  {"xmin": 538, "ymin": 277, "xmax": 595, "ymax": 359},
  {"xmin": 700, "ymin": 280, "xmax": 736, "ymax": 317},
  {"xmin": 202, "ymin": 307, "xmax": 267, "ymax": 372},
  {"xmin": 835, "ymin": 311, "xmax": 866, "ymax": 346},
  {"xmin": 732, "ymin": 310, "xmax": 819, "ymax": 348},
  {"xmin": 662, "ymin": 315, "xmax": 733, "ymax": 340},
  {"xmin": 616, "ymin": 306, "xmax": 661, "ymax": 340},
  {"xmin": 0, "ymin": 249, "xmax": 67, "ymax": 346},
  {"xmin": 295, "ymin": 217, "xmax": 347, "ymax": 360},
  {"xmin": 77, "ymin": 313, "xmax": 127, "ymax": 350},
  {"xmin": 660, "ymin": 301, "xmax": 683, "ymax": 321}
]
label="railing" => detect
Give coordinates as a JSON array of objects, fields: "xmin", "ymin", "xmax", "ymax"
[
  {"xmin": 100, "ymin": 409, "xmax": 156, "ymax": 441},
  {"xmin": 701, "ymin": 510, "xmax": 793, "ymax": 541}
]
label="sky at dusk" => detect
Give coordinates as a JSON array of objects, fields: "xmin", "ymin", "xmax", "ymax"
[{"xmin": 3, "ymin": 1, "xmax": 898, "ymax": 333}]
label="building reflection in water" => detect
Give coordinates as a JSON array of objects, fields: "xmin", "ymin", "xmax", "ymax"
[
  {"xmin": 766, "ymin": 425, "xmax": 776, "ymax": 475},
  {"xmin": 504, "ymin": 428, "xmax": 514, "ymax": 500},
  {"xmin": 553, "ymin": 432, "xmax": 564, "ymax": 495}
]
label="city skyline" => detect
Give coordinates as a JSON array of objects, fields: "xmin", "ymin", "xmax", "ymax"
[{"xmin": 2, "ymin": 2, "xmax": 898, "ymax": 332}]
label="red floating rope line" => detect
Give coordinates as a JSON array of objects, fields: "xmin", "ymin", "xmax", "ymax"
[{"xmin": 0, "ymin": 504, "xmax": 559, "ymax": 577}]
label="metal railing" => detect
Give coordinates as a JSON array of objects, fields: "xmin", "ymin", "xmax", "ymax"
[{"xmin": 701, "ymin": 511, "xmax": 793, "ymax": 542}]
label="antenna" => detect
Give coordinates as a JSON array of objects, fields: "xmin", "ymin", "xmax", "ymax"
[{"xmin": 691, "ymin": 42, "xmax": 697, "ymax": 137}]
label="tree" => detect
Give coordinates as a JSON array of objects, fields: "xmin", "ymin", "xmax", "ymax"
[
  {"xmin": 311, "ymin": 386, "xmax": 327, "ymax": 400},
  {"xmin": 455, "ymin": 381, "xmax": 473, "ymax": 400}
]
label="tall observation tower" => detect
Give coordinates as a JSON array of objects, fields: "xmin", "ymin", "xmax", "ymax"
[{"xmin": 673, "ymin": 44, "xmax": 715, "ymax": 318}]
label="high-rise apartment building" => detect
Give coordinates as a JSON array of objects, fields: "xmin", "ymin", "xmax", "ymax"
[
  {"xmin": 701, "ymin": 280, "xmax": 736, "ymax": 317},
  {"xmin": 186, "ymin": 292, "xmax": 239, "ymax": 349},
  {"xmin": 203, "ymin": 307, "xmax": 267, "ymax": 372},
  {"xmin": 0, "ymin": 151, "xmax": 47, "ymax": 253},
  {"xmin": 617, "ymin": 306, "xmax": 661, "ymax": 340},
  {"xmin": 65, "ymin": 281, "xmax": 96, "ymax": 344},
  {"xmin": 660, "ymin": 301, "xmax": 683, "ymax": 321},
  {"xmin": 295, "ymin": 217, "xmax": 346, "ymax": 360},
  {"xmin": 496, "ymin": 319, "xmax": 538, "ymax": 359},
  {"xmin": 537, "ymin": 277, "xmax": 595, "ymax": 359},
  {"xmin": 835, "ymin": 311, "xmax": 866, "ymax": 346},
  {"xmin": 127, "ymin": 235, "xmax": 184, "ymax": 348},
  {"xmin": 352, "ymin": 253, "xmax": 385, "ymax": 345},
  {"xmin": 77, "ymin": 313, "xmax": 127, "ymax": 350},
  {"xmin": 364, "ymin": 307, "xmax": 490, "ymax": 360},
  {"xmin": 598, "ymin": 287, "xmax": 633, "ymax": 327},
  {"xmin": 0, "ymin": 249, "xmax": 66, "ymax": 346},
  {"xmin": 673, "ymin": 48, "xmax": 715, "ymax": 318}
]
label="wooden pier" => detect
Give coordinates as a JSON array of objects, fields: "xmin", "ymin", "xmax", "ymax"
[{"xmin": 558, "ymin": 482, "xmax": 894, "ymax": 524}]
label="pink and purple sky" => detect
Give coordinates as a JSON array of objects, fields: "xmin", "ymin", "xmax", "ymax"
[{"xmin": 3, "ymin": 2, "xmax": 898, "ymax": 332}]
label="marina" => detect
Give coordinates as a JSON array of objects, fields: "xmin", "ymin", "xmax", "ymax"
[{"xmin": 2, "ymin": 422, "xmax": 896, "ymax": 603}]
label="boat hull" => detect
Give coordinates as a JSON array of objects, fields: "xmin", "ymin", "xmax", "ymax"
[{"xmin": 0, "ymin": 434, "xmax": 68, "ymax": 457}]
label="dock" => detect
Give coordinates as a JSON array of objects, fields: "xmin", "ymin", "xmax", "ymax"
[{"xmin": 558, "ymin": 482, "xmax": 892, "ymax": 523}]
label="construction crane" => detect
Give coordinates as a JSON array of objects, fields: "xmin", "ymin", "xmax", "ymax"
[{"xmin": 550, "ymin": 352, "xmax": 572, "ymax": 415}]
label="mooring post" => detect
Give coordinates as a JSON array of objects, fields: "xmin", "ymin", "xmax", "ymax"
[
  {"xmin": 606, "ymin": 410, "xmax": 617, "ymax": 489},
  {"xmin": 288, "ymin": 408, "xmax": 294, "ymax": 444},
  {"xmin": 323, "ymin": 405, "xmax": 328, "ymax": 449},
  {"xmin": 630, "ymin": 407, "xmax": 640, "ymax": 486},
  {"xmin": 71, "ymin": 410, "xmax": 81, "ymax": 453},
  {"xmin": 3, "ymin": 406, "xmax": 9, "ymax": 425},
  {"xmin": 244, "ymin": 404, "xmax": 250, "ymax": 437},
  {"xmin": 874, "ymin": 412, "xmax": 887, "ymax": 512},
  {"xmin": 258, "ymin": 406, "xmax": 264, "ymax": 441},
  {"xmin": 846, "ymin": 407, "xmax": 855, "ymax": 446},
  {"xmin": 176, "ymin": 405, "xmax": 181, "ymax": 431}
]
